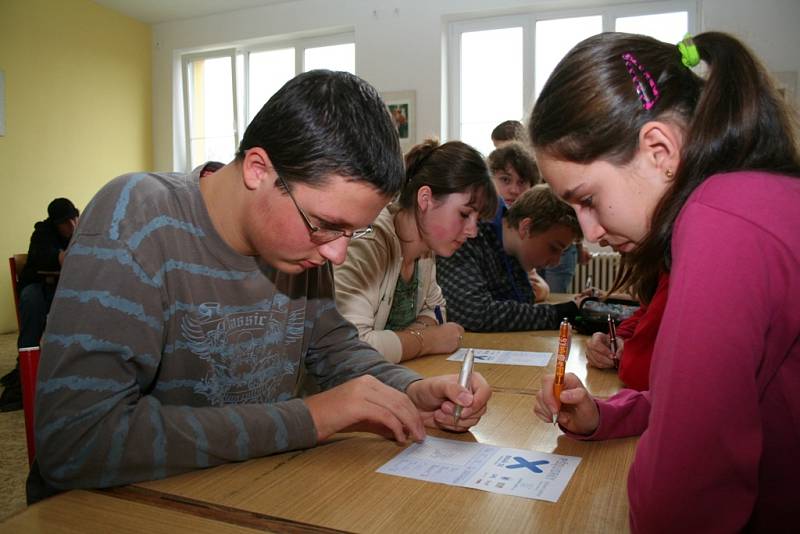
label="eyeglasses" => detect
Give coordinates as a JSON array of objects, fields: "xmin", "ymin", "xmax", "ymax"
[{"xmin": 277, "ymin": 174, "xmax": 373, "ymax": 245}]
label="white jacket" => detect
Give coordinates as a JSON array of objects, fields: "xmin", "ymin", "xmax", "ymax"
[{"xmin": 333, "ymin": 204, "xmax": 446, "ymax": 362}]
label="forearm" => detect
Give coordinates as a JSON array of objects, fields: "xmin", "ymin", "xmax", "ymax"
[{"xmin": 37, "ymin": 388, "xmax": 317, "ymax": 489}]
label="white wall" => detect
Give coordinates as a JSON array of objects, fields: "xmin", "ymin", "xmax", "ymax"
[{"xmin": 151, "ymin": 0, "xmax": 800, "ymax": 171}]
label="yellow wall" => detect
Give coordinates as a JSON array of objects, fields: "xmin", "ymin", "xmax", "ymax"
[{"xmin": 0, "ymin": 0, "xmax": 152, "ymax": 334}]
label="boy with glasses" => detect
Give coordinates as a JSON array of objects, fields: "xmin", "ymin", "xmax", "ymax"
[{"xmin": 29, "ymin": 70, "xmax": 491, "ymax": 503}]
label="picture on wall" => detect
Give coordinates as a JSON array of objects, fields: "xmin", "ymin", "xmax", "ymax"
[{"xmin": 382, "ymin": 90, "xmax": 416, "ymax": 151}]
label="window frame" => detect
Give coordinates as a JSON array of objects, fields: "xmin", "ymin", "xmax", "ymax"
[
  {"xmin": 178, "ymin": 31, "xmax": 354, "ymax": 172},
  {"xmin": 446, "ymin": 0, "xmax": 697, "ymax": 144},
  {"xmin": 181, "ymin": 48, "xmax": 239, "ymax": 174}
]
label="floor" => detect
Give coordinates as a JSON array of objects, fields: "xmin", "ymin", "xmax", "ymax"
[{"xmin": 0, "ymin": 332, "xmax": 28, "ymax": 521}]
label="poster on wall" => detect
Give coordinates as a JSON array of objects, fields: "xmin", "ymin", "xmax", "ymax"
[{"xmin": 382, "ymin": 90, "xmax": 415, "ymax": 152}]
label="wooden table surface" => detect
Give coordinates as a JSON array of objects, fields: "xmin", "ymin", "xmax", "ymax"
[
  {"xmin": 1, "ymin": 489, "xmax": 267, "ymax": 533},
  {"xmin": 406, "ymin": 330, "xmax": 623, "ymax": 398},
  {"xmin": 128, "ymin": 391, "xmax": 636, "ymax": 534}
]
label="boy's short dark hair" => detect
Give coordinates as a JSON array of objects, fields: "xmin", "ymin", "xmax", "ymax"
[
  {"xmin": 237, "ymin": 70, "xmax": 404, "ymax": 197},
  {"xmin": 505, "ymin": 184, "xmax": 582, "ymax": 239},
  {"xmin": 487, "ymin": 142, "xmax": 540, "ymax": 186},
  {"xmin": 490, "ymin": 120, "xmax": 526, "ymax": 143}
]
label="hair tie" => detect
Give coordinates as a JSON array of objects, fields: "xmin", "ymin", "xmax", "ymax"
[{"xmin": 677, "ymin": 34, "xmax": 700, "ymax": 68}]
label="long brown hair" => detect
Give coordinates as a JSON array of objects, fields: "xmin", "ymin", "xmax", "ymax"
[{"xmin": 529, "ymin": 32, "xmax": 800, "ymax": 301}]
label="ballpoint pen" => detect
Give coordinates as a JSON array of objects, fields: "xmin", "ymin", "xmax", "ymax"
[
  {"xmin": 584, "ymin": 276, "xmax": 594, "ymax": 297},
  {"xmin": 453, "ymin": 348, "xmax": 474, "ymax": 425},
  {"xmin": 552, "ymin": 318, "xmax": 571, "ymax": 425},
  {"xmin": 434, "ymin": 304, "xmax": 444, "ymax": 326},
  {"xmin": 607, "ymin": 314, "xmax": 619, "ymax": 369}
]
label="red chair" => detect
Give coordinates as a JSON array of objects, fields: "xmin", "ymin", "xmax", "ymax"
[
  {"xmin": 9, "ymin": 253, "xmax": 28, "ymax": 331},
  {"xmin": 19, "ymin": 346, "xmax": 41, "ymax": 466}
]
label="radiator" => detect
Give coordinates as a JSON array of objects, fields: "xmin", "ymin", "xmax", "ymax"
[{"xmin": 570, "ymin": 252, "xmax": 621, "ymax": 293}]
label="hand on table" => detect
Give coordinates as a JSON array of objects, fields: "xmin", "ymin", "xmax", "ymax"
[
  {"xmin": 420, "ymin": 322, "xmax": 465, "ymax": 355},
  {"xmin": 529, "ymin": 269, "xmax": 551, "ymax": 302},
  {"xmin": 305, "ymin": 375, "xmax": 426, "ymax": 444}
]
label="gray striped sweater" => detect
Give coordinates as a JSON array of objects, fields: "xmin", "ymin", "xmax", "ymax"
[{"xmin": 31, "ymin": 168, "xmax": 420, "ymax": 497}]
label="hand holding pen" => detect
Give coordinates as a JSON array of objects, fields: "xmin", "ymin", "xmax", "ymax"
[{"xmin": 552, "ymin": 318, "xmax": 571, "ymax": 425}]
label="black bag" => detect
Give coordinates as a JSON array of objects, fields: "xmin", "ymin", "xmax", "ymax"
[{"xmin": 573, "ymin": 297, "xmax": 640, "ymax": 335}]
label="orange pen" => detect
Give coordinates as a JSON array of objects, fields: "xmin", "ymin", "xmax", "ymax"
[{"xmin": 552, "ymin": 318, "xmax": 571, "ymax": 424}]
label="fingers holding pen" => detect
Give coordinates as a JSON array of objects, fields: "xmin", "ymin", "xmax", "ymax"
[
  {"xmin": 586, "ymin": 332, "xmax": 616, "ymax": 368},
  {"xmin": 535, "ymin": 373, "xmax": 600, "ymax": 436}
]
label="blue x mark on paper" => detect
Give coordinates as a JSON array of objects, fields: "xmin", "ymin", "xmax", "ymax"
[{"xmin": 506, "ymin": 457, "xmax": 549, "ymax": 473}]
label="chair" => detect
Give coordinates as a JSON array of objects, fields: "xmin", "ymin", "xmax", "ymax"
[
  {"xmin": 9, "ymin": 253, "xmax": 28, "ymax": 331},
  {"xmin": 19, "ymin": 346, "xmax": 41, "ymax": 466}
]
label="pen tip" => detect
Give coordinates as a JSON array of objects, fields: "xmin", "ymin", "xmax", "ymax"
[{"xmin": 551, "ymin": 413, "xmax": 557, "ymax": 425}]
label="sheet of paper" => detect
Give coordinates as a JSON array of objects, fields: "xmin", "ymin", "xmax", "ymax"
[
  {"xmin": 447, "ymin": 348, "xmax": 551, "ymax": 367},
  {"xmin": 377, "ymin": 436, "xmax": 581, "ymax": 502}
]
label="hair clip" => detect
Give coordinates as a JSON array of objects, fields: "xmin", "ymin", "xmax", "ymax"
[
  {"xmin": 677, "ymin": 34, "xmax": 700, "ymax": 68},
  {"xmin": 621, "ymin": 52, "xmax": 660, "ymax": 110}
]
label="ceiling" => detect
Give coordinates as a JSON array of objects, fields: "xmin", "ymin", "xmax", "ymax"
[{"xmin": 93, "ymin": 0, "xmax": 300, "ymax": 24}]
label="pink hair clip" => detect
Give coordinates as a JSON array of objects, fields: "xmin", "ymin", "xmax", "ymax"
[{"xmin": 621, "ymin": 52, "xmax": 660, "ymax": 110}]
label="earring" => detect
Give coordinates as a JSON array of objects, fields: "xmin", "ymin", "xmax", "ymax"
[{"xmin": 665, "ymin": 169, "xmax": 674, "ymax": 178}]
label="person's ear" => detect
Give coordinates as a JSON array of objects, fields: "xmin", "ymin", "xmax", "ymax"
[
  {"xmin": 638, "ymin": 121, "xmax": 682, "ymax": 181},
  {"xmin": 241, "ymin": 147, "xmax": 274, "ymax": 191},
  {"xmin": 517, "ymin": 217, "xmax": 533, "ymax": 239},
  {"xmin": 416, "ymin": 185, "xmax": 433, "ymax": 211}
]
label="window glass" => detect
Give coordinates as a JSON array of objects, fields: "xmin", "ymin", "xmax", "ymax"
[
  {"xmin": 460, "ymin": 27, "xmax": 523, "ymax": 156},
  {"xmin": 248, "ymin": 48, "xmax": 294, "ymax": 122},
  {"xmin": 187, "ymin": 56, "xmax": 235, "ymax": 169},
  {"xmin": 304, "ymin": 43, "xmax": 355, "ymax": 73},
  {"xmin": 615, "ymin": 12, "xmax": 689, "ymax": 44},
  {"xmin": 535, "ymin": 16, "xmax": 602, "ymax": 98}
]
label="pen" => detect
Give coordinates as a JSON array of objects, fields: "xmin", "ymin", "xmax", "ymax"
[
  {"xmin": 607, "ymin": 314, "xmax": 619, "ymax": 369},
  {"xmin": 434, "ymin": 305, "xmax": 444, "ymax": 326},
  {"xmin": 584, "ymin": 276, "xmax": 594, "ymax": 297},
  {"xmin": 453, "ymin": 348, "xmax": 474, "ymax": 425},
  {"xmin": 552, "ymin": 318, "xmax": 571, "ymax": 425}
]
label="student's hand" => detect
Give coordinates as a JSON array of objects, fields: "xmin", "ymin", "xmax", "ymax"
[
  {"xmin": 304, "ymin": 375, "xmax": 426, "ymax": 444},
  {"xmin": 534, "ymin": 373, "xmax": 599, "ymax": 436},
  {"xmin": 586, "ymin": 333, "xmax": 624, "ymax": 368},
  {"xmin": 424, "ymin": 322, "xmax": 466, "ymax": 355},
  {"xmin": 529, "ymin": 269, "xmax": 550, "ymax": 302},
  {"xmin": 406, "ymin": 373, "xmax": 491, "ymax": 432}
]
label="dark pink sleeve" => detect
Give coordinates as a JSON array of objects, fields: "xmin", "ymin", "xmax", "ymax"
[{"xmin": 626, "ymin": 201, "xmax": 770, "ymax": 533}]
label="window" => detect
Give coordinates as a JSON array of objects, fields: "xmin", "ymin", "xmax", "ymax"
[
  {"xmin": 448, "ymin": 1, "xmax": 696, "ymax": 155},
  {"xmin": 180, "ymin": 33, "xmax": 354, "ymax": 171}
]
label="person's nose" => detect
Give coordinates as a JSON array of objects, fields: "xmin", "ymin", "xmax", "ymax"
[
  {"xmin": 317, "ymin": 236, "xmax": 350, "ymax": 266},
  {"xmin": 464, "ymin": 215, "xmax": 479, "ymax": 239},
  {"xmin": 546, "ymin": 251, "xmax": 562, "ymax": 267},
  {"xmin": 578, "ymin": 211, "xmax": 605, "ymax": 243}
]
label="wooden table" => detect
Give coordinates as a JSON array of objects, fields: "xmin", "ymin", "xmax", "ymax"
[
  {"xmin": 1, "ymin": 489, "xmax": 266, "ymax": 533},
  {"xmin": 406, "ymin": 330, "xmax": 624, "ymax": 398},
  {"xmin": 123, "ymin": 391, "xmax": 636, "ymax": 533},
  {"xmin": 5, "ymin": 323, "xmax": 635, "ymax": 533}
]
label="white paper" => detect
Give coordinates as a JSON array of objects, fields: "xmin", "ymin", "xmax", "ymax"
[
  {"xmin": 447, "ymin": 348, "xmax": 551, "ymax": 367},
  {"xmin": 377, "ymin": 436, "xmax": 581, "ymax": 502}
]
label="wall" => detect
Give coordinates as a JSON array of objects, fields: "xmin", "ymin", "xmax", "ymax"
[
  {"xmin": 150, "ymin": 0, "xmax": 800, "ymax": 172},
  {"xmin": 0, "ymin": 0, "xmax": 152, "ymax": 333}
]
